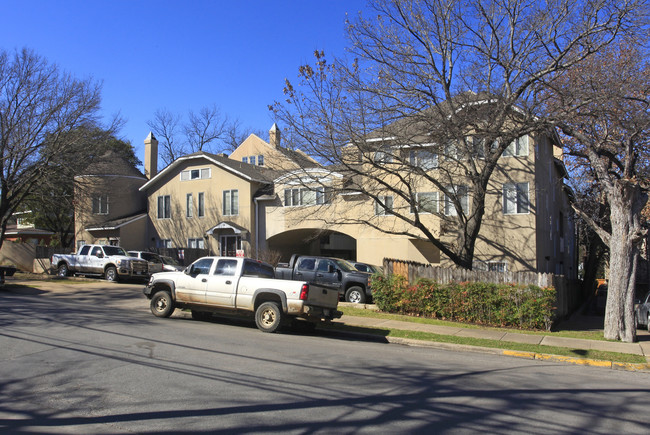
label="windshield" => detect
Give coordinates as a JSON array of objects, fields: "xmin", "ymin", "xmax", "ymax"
[
  {"xmin": 334, "ymin": 259, "xmax": 355, "ymax": 272},
  {"xmin": 103, "ymin": 246, "xmax": 127, "ymax": 256},
  {"xmin": 161, "ymin": 256, "xmax": 180, "ymax": 266}
]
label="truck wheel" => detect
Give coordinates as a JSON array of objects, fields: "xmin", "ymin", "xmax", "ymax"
[
  {"xmin": 255, "ymin": 302, "xmax": 283, "ymax": 333},
  {"xmin": 345, "ymin": 286, "xmax": 366, "ymax": 304},
  {"xmin": 105, "ymin": 266, "xmax": 119, "ymax": 282},
  {"xmin": 151, "ymin": 290, "xmax": 175, "ymax": 318},
  {"xmin": 57, "ymin": 263, "xmax": 69, "ymax": 277}
]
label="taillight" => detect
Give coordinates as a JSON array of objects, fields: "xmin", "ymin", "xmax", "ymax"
[{"xmin": 299, "ymin": 284, "xmax": 309, "ymax": 300}]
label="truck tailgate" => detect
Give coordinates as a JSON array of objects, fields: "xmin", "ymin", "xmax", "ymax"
[{"xmin": 307, "ymin": 284, "xmax": 339, "ymax": 309}]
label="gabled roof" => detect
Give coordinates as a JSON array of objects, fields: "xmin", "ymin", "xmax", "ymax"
[
  {"xmin": 85, "ymin": 213, "xmax": 148, "ymax": 231},
  {"xmin": 139, "ymin": 151, "xmax": 280, "ymax": 192},
  {"xmin": 79, "ymin": 150, "xmax": 146, "ymax": 178}
]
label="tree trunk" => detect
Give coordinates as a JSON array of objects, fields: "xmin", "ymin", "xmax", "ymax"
[{"xmin": 603, "ymin": 180, "xmax": 645, "ymax": 342}]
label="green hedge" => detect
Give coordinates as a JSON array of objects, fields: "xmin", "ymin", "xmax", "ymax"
[{"xmin": 371, "ymin": 274, "xmax": 556, "ymax": 330}]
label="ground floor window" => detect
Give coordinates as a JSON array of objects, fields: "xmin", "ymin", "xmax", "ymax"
[
  {"xmin": 158, "ymin": 239, "xmax": 172, "ymax": 248},
  {"xmin": 220, "ymin": 235, "xmax": 242, "ymax": 257},
  {"xmin": 188, "ymin": 238, "xmax": 205, "ymax": 249}
]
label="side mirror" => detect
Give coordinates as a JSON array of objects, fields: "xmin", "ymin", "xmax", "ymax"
[{"xmin": 95, "ymin": 253, "xmax": 104, "ymax": 258}]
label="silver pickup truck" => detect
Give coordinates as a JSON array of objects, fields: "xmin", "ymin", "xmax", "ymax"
[
  {"xmin": 143, "ymin": 256, "xmax": 342, "ymax": 332},
  {"xmin": 52, "ymin": 244, "xmax": 149, "ymax": 282}
]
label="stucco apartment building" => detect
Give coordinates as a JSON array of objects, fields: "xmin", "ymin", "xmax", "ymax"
[{"xmin": 74, "ymin": 120, "xmax": 576, "ymax": 277}]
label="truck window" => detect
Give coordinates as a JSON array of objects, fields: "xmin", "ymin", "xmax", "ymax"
[
  {"xmin": 190, "ymin": 258, "xmax": 214, "ymax": 275},
  {"xmin": 79, "ymin": 245, "xmax": 90, "ymax": 255},
  {"xmin": 242, "ymin": 260, "xmax": 274, "ymax": 278},
  {"xmin": 104, "ymin": 246, "xmax": 127, "ymax": 256},
  {"xmin": 91, "ymin": 247, "xmax": 102, "ymax": 257},
  {"xmin": 318, "ymin": 260, "xmax": 335, "ymax": 272},
  {"xmin": 215, "ymin": 259, "xmax": 238, "ymax": 276},
  {"xmin": 297, "ymin": 258, "xmax": 316, "ymax": 271}
]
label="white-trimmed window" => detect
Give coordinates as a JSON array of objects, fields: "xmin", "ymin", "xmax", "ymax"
[
  {"xmin": 258, "ymin": 155, "xmax": 264, "ymax": 166},
  {"xmin": 249, "ymin": 155, "xmax": 256, "ymax": 165},
  {"xmin": 223, "ymin": 190, "xmax": 239, "ymax": 216},
  {"xmin": 188, "ymin": 238, "xmax": 205, "ymax": 249},
  {"xmin": 186, "ymin": 193, "xmax": 193, "ymax": 218},
  {"xmin": 157, "ymin": 195, "xmax": 171, "ymax": 219},
  {"xmin": 180, "ymin": 168, "xmax": 211, "ymax": 181},
  {"xmin": 503, "ymin": 136, "xmax": 529, "ymax": 157},
  {"xmin": 488, "ymin": 262, "xmax": 507, "ymax": 272},
  {"xmin": 374, "ymin": 146, "xmax": 393, "ymax": 163},
  {"xmin": 375, "ymin": 195, "xmax": 394, "ymax": 216},
  {"xmin": 411, "ymin": 192, "xmax": 439, "ymax": 214},
  {"xmin": 284, "ymin": 187, "xmax": 329, "ymax": 207},
  {"xmin": 92, "ymin": 194, "xmax": 109, "ymax": 215},
  {"xmin": 242, "ymin": 157, "xmax": 248, "ymax": 164},
  {"xmin": 444, "ymin": 185, "xmax": 469, "ymax": 216},
  {"xmin": 503, "ymin": 182, "xmax": 529, "ymax": 214},
  {"xmin": 409, "ymin": 149, "xmax": 438, "ymax": 170},
  {"xmin": 198, "ymin": 192, "xmax": 205, "ymax": 218},
  {"xmin": 158, "ymin": 239, "xmax": 172, "ymax": 248}
]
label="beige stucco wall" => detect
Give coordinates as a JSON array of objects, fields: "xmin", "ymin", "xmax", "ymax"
[
  {"xmin": 74, "ymin": 175, "xmax": 147, "ymax": 247},
  {"xmin": 230, "ymin": 134, "xmax": 300, "ymax": 171},
  {"xmin": 264, "ymin": 133, "xmax": 574, "ymax": 273},
  {"xmin": 144, "ymin": 157, "xmax": 265, "ymax": 257}
]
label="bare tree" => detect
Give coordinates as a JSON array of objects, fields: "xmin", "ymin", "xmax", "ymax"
[
  {"xmin": 185, "ymin": 104, "xmax": 228, "ymax": 152},
  {"xmin": 148, "ymin": 105, "xmax": 260, "ymax": 166},
  {"xmin": 544, "ymin": 42, "xmax": 650, "ymax": 342},
  {"xmin": 0, "ymin": 48, "xmax": 103, "ymax": 250},
  {"xmin": 272, "ymin": 0, "xmax": 639, "ymax": 270},
  {"xmin": 147, "ymin": 108, "xmax": 184, "ymax": 167}
]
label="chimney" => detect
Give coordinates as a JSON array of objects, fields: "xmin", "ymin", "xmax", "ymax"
[
  {"xmin": 144, "ymin": 132, "xmax": 158, "ymax": 179},
  {"xmin": 269, "ymin": 123, "xmax": 281, "ymax": 148}
]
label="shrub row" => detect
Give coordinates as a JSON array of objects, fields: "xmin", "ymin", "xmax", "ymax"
[{"xmin": 370, "ymin": 274, "xmax": 556, "ymax": 330}]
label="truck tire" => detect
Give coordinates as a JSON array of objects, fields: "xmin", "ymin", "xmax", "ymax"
[
  {"xmin": 345, "ymin": 286, "xmax": 366, "ymax": 304},
  {"xmin": 151, "ymin": 290, "xmax": 175, "ymax": 318},
  {"xmin": 57, "ymin": 263, "xmax": 69, "ymax": 277},
  {"xmin": 105, "ymin": 266, "xmax": 119, "ymax": 282},
  {"xmin": 255, "ymin": 302, "xmax": 283, "ymax": 333}
]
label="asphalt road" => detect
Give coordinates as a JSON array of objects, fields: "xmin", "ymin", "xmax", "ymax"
[{"xmin": 1, "ymin": 279, "xmax": 649, "ymax": 434}]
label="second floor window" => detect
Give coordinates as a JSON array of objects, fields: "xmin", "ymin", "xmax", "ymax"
[
  {"xmin": 180, "ymin": 168, "xmax": 211, "ymax": 181},
  {"xmin": 375, "ymin": 195, "xmax": 394, "ymax": 216},
  {"xmin": 285, "ymin": 187, "xmax": 330, "ymax": 207},
  {"xmin": 223, "ymin": 190, "xmax": 238, "ymax": 216},
  {"xmin": 444, "ymin": 185, "xmax": 469, "ymax": 216},
  {"xmin": 503, "ymin": 136, "xmax": 529, "ymax": 157},
  {"xmin": 198, "ymin": 192, "xmax": 205, "ymax": 218},
  {"xmin": 411, "ymin": 192, "xmax": 439, "ymax": 214},
  {"xmin": 503, "ymin": 182, "xmax": 529, "ymax": 214},
  {"xmin": 157, "ymin": 195, "xmax": 171, "ymax": 219},
  {"xmin": 409, "ymin": 148, "xmax": 438, "ymax": 170},
  {"xmin": 92, "ymin": 194, "xmax": 109, "ymax": 215},
  {"xmin": 186, "ymin": 193, "xmax": 193, "ymax": 218}
]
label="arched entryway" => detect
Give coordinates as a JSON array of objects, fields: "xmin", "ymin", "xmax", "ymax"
[{"xmin": 267, "ymin": 229, "xmax": 357, "ymax": 262}]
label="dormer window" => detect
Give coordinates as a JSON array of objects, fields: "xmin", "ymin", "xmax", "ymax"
[{"xmin": 180, "ymin": 168, "xmax": 211, "ymax": 181}]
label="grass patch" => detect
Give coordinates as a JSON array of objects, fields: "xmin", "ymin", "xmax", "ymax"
[
  {"xmin": 340, "ymin": 306, "xmax": 606, "ymax": 341},
  {"xmin": 323, "ymin": 322, "xmax": 646, "ymax": 364}
]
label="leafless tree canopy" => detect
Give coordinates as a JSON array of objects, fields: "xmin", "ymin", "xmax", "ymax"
[
  {"xmin": 147, "ymin": 105, "xmax": 262, "ymax": 167},
  {"xmin": 272, "ymin": 0, "xmax": 641, "ymax": 270},
  {"xmin": 0, "ymin": 48, "xmax": 103, "ymax": 250}
]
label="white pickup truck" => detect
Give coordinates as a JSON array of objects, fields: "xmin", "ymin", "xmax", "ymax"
[
  {"xmin": 52, "ymin": 244, "xmax": 149, "ymax": 282},
  {"xmin": 143, "ymin": 256, "xmax": 342, "ymax": 332}
]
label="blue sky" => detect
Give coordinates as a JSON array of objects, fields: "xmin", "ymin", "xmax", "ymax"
[{"xmin": 1, "ymin": 0, "xmax": 368, "ymax": 164}]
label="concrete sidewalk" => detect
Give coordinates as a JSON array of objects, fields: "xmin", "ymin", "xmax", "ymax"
[{"xmin": 334, "ymin": 304, "xmax": 650, "ymax": 370}]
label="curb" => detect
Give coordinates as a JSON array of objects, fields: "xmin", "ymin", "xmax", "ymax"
[{"xmin": 384, "ymin": 336, "xmax": 650, "ymax": 372}]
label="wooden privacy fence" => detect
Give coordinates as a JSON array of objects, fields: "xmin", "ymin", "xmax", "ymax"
[{"xmin": 383, "ymin": 258, "xmax": 580, "ymax": 319}]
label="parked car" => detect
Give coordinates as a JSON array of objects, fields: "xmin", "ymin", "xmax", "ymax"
[
  {"xmin": 52, "ymin": 244, "xmax": 149, "ymax": 282},
  {"xmin": 635, "ymin": 292, "xmax": 650, "ymax": 331},
  {"xmin": 275, "ymin": 255, "xmax": 372, "ymax": 303},
  {"xmin": 352, "ymin": 262, "xmax": 383, "ymax": 275},
  {"xmin": 160, "ymin": 255, "xmax": 184, "ymax": 272},
  {"xmin": 143, "ymin": 256, "xmax": 342, "ymax": 332},
  {"xmin": 128, "ymin": 251, "xmax": 164, "ymax": 274}
]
